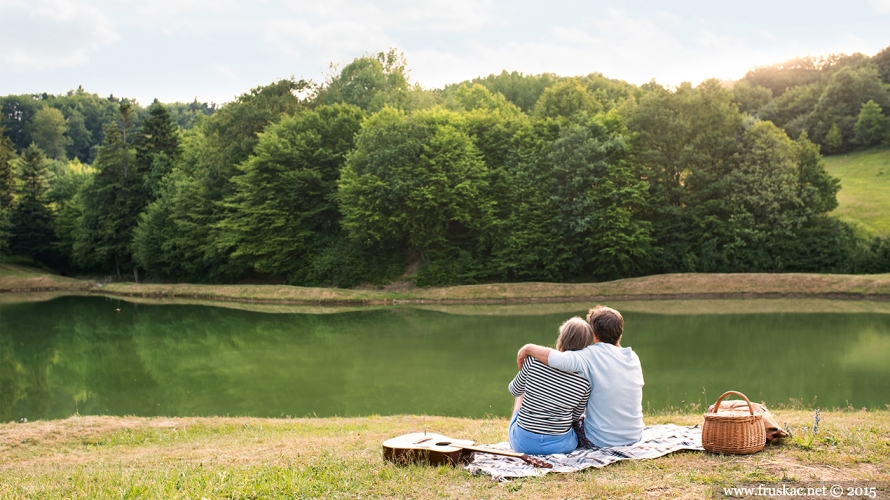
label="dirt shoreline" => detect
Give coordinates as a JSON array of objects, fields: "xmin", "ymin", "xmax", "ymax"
[
  {"xmin": 4, "ymin": 285, "xmax": 890, "ymax": 305},
  {"xmin": 4, "ymin": 268, "xmax": 890, "ymax": 305}
]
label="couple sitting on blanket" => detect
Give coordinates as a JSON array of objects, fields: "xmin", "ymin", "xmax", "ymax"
[{"xmin": 510, "ymin": 305, "xmax": 644, "ymax": 455}]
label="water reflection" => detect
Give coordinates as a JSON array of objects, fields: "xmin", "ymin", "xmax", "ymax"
[{"xmin": 2, "ymin": 296, "xmax": 888, "ymax": 421}]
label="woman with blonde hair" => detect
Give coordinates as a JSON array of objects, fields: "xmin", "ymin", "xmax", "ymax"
[{"xmin": 508, "ymin": 317, "xmax": 592, "ymax": 455}]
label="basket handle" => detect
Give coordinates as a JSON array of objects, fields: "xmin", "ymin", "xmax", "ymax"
[{"xmin": 709, "ymin": 391, "xmax": 755, "ymax": 415}]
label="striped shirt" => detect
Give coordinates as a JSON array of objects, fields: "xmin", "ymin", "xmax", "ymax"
[{"xmin": 509, "ymin": 356, "xmax": 590, "ymax": 436}]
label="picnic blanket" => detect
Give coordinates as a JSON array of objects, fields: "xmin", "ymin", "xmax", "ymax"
[{"xmin": 465, "ymin": 424, "xmax": 703, "ymax": 481}]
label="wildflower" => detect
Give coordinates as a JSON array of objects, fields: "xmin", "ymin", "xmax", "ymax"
[{"xmin": 813, "ymin": 408, "xmax": 821, "ymax": 435}]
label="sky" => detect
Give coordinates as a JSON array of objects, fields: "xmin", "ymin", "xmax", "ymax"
[{"xmin": 2, "ymin": 0, "xmax": 890, "ymax": 106}]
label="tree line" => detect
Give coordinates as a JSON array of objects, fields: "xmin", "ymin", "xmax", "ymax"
[{"xmin": 2, "ymin": 47, "xmax": 890, "ymax": 286}]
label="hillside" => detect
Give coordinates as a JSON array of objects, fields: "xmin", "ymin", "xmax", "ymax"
[{"xmin": 824, "ymin": 146, "xmax": 890, "ymax": 236}]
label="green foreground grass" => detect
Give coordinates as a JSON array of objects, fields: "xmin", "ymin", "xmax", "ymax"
[
  {"xmin": 3, "ymin": 264, "xmax": 890, "ymax": 305},
  {"xmin": 824, "ymin": 146, "xmax": 890, "ymax": 237},
  {"xmin": 1, "ymin": 410, "xmax": 887, "ymax": 499}
]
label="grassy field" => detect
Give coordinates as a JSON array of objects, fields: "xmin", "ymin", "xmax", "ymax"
[
  {"xmin": 0, "ymin": 410, "xmax": 887, "ymax": 499},
  {"xmin": 0, "ymin": 264, "xmax": 92, "ymax": 292},
  {"xmin": 4, "ymin": 264, "xmax": 890, "ymax": 304},
  {"xmin": 824, "ymin": 146, "xmax": 890, "ymax": 237}
]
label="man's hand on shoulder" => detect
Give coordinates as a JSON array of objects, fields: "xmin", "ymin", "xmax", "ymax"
[
  {"xmin": 517, "ymin": 343, "xmax": 552, "ymax": 369},
  {"xmin": 517, "ymin": 344, "xmax": 531, "ymax": 369}
]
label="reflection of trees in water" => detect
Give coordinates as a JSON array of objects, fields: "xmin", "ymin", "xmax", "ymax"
[
  {"xmin": 125, "ymin": 306, "xmax": 526, "ymax": 418},
  {"xmin": 2, "ymin": 297, "xmax": 889, "ymax": 420},
  {"xmin": 0, "ymin": 334, "xmax": 28, "ymax": 422},
  {"xmin": 2, "ymin": 297, "xmax": 161, "ymax": 420},
  {"xmin": 128, "ymin": 305, "xmax": 352, "ymax": 417},
  {"xmin": 628, "ymin": 312, "xmax": 890, "ymax": 410},
  {"xmin": 1, "ymin": 299, "xmax": 76, "ymax": 421}
]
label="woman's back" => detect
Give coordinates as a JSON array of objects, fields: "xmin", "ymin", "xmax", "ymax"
[{"xmin": 509, "ymin": 356, "xmax": 590, "ymax": 435}]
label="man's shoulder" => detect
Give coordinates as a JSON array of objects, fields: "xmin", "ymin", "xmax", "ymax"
[
  {"xmin": 591, "ymin": 344, "xmax": 642, "ymax": 373},
  {"xmin": 595, "ymin": 343, "xmax": 640, "ymax": 359},
  {"xmin": 536, "ymin": 358, "xmax": 590, "ymax": 384}
]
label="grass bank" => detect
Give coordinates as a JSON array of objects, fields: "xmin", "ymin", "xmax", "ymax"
[
  {"xmin": 0, "ymin": 264, "xmax": 93, "ymax": 292},
  {"xmin": 3, "ymin": 264, "xmax": 890, "ymax": 305},
  {"xmin": 824, "ymin": 146, "xmax": 890, "ymax": 237},
  {"xmin": 1, "ymin": 410, "xmax": 887, "ymax": 499}
]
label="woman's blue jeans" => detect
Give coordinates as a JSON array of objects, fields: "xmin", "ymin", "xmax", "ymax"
[{"xmin": 508, "ymin": 411, "xmax": 578, "ymax": 455}]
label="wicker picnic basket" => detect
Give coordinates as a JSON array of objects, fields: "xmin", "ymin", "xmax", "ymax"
[{"xmin": 702, "ymin": 391, "xmax": 766, "ymax": 455}]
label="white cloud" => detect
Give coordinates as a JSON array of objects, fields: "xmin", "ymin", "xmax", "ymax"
[
  {"xmin": 264, "ymin": 17, "xmax": 395, "ymax": 66},
  {"xmin": 407, "ymin": 9, "xmax": 692, "ymax": 88},
  {"xmin": 2, "ymin": 0, "xmax": 886, "ymax": 104},
  {"xmin": 281, "ymin": 0, "xmax": 494, "ymax": 32},
  {"xmin": 869, "ymin": 0, "xmax": 890, "ymax": 14},
  {"xmin": 131, "ymin": 0, "xmax": 238, "ymax": 16},
  {"xmin": 211, "ymin": 63, "xmax": 240, "ymax": 85},
  {"xmin": 387, "ymin": 0, "xmax": 494, "ymax": 32},
  {"xmin": 265, "ymin": 0, "xmax": 495, "ymax": 67},
  {"xmin": 0, "ymin": 0, "xmax": 119, "ymax": 72},
  {"xmin": 407, "ymin": 9, "xmax": 804, "ymax": 89}
]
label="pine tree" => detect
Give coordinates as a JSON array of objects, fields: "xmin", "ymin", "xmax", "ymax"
[
  {"xmin": 0, "ymin": 127, "xmax": 14, "ymax": 210},
  {"xmin": 135, "ymin": 100, "xmax": 180, "ymax": 199},
  {"xmin": 75, "ymin": 102, "xmax": 138, "ymax": 278},
  {"xmin": 9, "ymin": 144, "xmax": 54, "ymax": 262},
  {"xmin": 0, "ymin": 127, "xmax": 16, "ymax": 255}
]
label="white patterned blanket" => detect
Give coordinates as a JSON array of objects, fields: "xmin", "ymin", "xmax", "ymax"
[{"xmin": 465, "ymin": 424, "xmax": 703, "ymax": 481}]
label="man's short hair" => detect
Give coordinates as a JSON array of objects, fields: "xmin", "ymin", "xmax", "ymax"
[{"xmin": 587, "ymin": 305, "xmax": 624, "ymax": 345}]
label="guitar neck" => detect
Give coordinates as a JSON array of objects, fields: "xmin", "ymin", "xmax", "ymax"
[
  {"xmin": 458, "ymin": 444, "xmax": 551, "ymax": 468},
  {"xmin": 458, "ymin": 444, "xmax": 525, "ymax": 458}
]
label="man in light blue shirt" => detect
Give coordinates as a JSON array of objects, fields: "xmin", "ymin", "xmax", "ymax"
[{"xmin": 516, "ymin": 305, "xmax": 644, "ymax": 447}]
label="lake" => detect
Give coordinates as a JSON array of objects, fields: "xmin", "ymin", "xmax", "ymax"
[{"xmin": 2, "ymin": 295, "xmax": 889, "ymax": 422}]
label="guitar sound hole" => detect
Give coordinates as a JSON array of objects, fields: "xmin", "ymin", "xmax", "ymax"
[{"xmin": 435, "ymin": 442, "xmax": 452, "ymax": 446}]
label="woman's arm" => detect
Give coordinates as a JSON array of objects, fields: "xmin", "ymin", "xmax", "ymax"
[
  {"xmin": 508, "ymin": 356, "xmax": 532, "ymax": 397},
  {"xmin": 572, "ymin": 386, "xmax": 590, "ymax": 423}
]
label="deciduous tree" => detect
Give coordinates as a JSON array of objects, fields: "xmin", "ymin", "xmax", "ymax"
[
  {"xmin": 215, "ymin": 104, "xmax": 364, "ymax": 280},
  {"xmin": 808, "ymin": 66, "xmax": 889, "ymax": 150},
  {"xmin": 853, "ymin": 100, "xmax": 888, "ymax": 147},
  {"xmin": 316, "ymin": 50, "xmax": 409, "ymax": 112},
  {"xmin": 533, "ymin": 79, "xmax": 602, "ymax": 119},
  {"xmin": 134, "ymin": 80, "xmax": 305, "ymax": 282},
  {"xmin": 29, "ymin": 106, "xmax": 71, "ymax": 160},
  {"xmin": 339, "ymin": 107, "xmax": 493, "ymax": 265},
  {"xmin": 546, "ymin": 113, "xmax": 651, "ymax": 279}
]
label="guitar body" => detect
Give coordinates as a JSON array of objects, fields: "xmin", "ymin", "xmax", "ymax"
[
  {"xmin": 383, "ymin": 433, "xmax": 476, "ymax": 466},
  {"xmin": 382, "ymin": 432, "xmax": 552, "ymax": 468}
]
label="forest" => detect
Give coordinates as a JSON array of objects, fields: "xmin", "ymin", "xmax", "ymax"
[{"xmin": 2, "ymin": 46, "xmax": 890, "ymax": 287}]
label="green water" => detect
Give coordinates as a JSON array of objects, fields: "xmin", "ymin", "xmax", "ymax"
[{"xmin": 2, "ymin": 296, "xmax": 889, "ymax": 421}]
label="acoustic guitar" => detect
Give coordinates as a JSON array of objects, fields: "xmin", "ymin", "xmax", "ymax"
[{"xmin": 382, "ymin": 432, "xmax": 553, "ymax": 468}]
